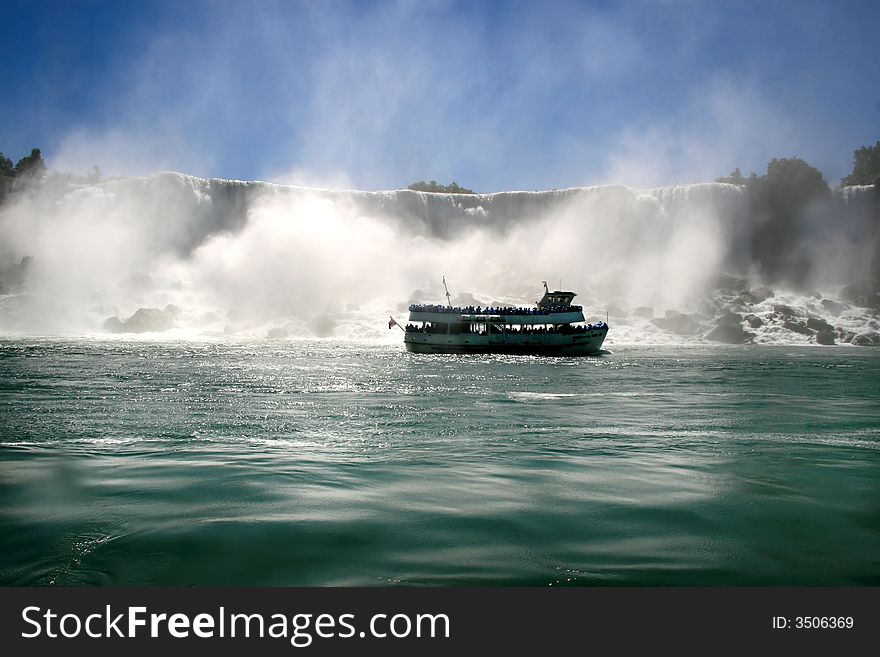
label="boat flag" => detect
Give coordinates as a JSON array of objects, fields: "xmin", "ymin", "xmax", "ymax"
[{"xmin": 388, "ymin": 317, "xmax": 398, "ymax": 329}]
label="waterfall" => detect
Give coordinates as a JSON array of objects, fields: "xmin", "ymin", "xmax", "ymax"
[{"xmin": 0, "ymin": 172, "xmax": 876, "ymax": 342}]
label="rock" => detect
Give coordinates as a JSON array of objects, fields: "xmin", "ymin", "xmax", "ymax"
[
  {"xmin": 851, "ymin": 332, "xmax": 880, "ymax": 346},
  {"xmin": 839, "ymin": 330, "xmax": 856, "ymax": 344},
  {"xmin": 773, "ymin": 304, "xmax": 801, "ymax": 318},
  {"xmin": 102, "ymin": 316, "xmax": 125, "ymax": 333},
  {"xmin": 745, "ymin": 314, "xmax": 764, "ymax": 329},
  {"xmin": 103, "ymin": 307, "xmax": 176, "ymax": 333},
  {"xmin": 806, "ymin": 317, "xmax": 834, "ymax": 332},
  {"xmin": 715, "ymin": 311, "xmax": 742, "ymax": 326},
  {"xmin": 815, "ymin": 330, "xmax": 836, "ymax": 345},
  {"xmin": 633, "ymin": 306, "xmax": 654, "ymax": 319},
  {"xmin": 267, "ymin": 327, "xmax": 288, "ymax": 339},
  {"xmin": 705, "ymin": 323, "xmax": 755, "ymax": 344},
  {"xmin": 749, "ymin": 286, "xmax": 774, "ymax": 303},
  {"xmin": 783, "ymin": 320, "xmax": 813, "ymax": 336},
  {"xmin": 122, "ymin": 307, "xmax": 175, "ymax": 332},
  {"xmin": 651, "ymin": 313, "xmax": 701, "ymax": 336},
  {"xmin": 821, "ymin": 299, "xmax": 846, "ymax": 315},
  {"xmin": 309, "ymin": 314, "xmax": 336, "ymax": 337},
  {"xmin": 840, "ymin": 278, "xmax": 880, "ymax": 309}
]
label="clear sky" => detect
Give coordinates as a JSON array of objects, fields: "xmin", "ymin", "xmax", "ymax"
[{"xmin": 1, "ymin": 0, "xmax": 878, "ymax": 191}]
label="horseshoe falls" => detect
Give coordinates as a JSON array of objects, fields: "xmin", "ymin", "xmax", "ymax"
[{"xmin": 0, "ymin": 174, "xmax": 878, "ymax": 585}]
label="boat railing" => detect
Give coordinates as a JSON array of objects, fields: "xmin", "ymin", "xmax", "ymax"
[
  {"xmin": 404, "ymin": 322, "xmax": 608, "ymax": 333},
  {"xmin": 409, "ymin": 304, "xmax": 583, "ymax": 316}
]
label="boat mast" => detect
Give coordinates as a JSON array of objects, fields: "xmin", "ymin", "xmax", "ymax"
[{"xmin": 442, "ymin": 276, "xmax": 452, "ymax": 308}]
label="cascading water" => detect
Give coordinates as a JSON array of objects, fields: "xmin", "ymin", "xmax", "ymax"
[{"xmin": 0, "ymin": 172, "xmax": 877, "ymax": 345}]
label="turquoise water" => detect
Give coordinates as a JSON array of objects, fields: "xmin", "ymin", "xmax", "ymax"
[{"xmin": 1, "ymin": 339, "xmax": 878, "ymax": 586}]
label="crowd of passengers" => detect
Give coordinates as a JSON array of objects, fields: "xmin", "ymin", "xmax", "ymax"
[
  {"xmin": 409, "ymin": 304, "xmax": 584, "ymax": 315},
  {"xmin": 405, "ymin": 322, "xmax": 607, "ymax": 334}
]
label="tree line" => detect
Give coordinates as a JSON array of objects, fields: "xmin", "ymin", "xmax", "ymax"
[
  {"xmin": 407, "ymin": 180, "xmax": 475, "ymax": 194},
  {"xmin": 0, "ymin": 147, "xmax": 46, "ymax": 178},
  {"xmin": 715, "ymin": 140, "xmax": 880, "ymax": 285}
]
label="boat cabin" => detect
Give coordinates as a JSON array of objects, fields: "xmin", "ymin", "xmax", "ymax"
[{"xmin": 537, "ymin": 282, "xmax": 576, "ymax": 309}]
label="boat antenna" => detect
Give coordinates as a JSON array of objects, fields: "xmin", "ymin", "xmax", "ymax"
[{"xmin": 442, "ymin": 276, "xmax": 452, "ymax": 308}]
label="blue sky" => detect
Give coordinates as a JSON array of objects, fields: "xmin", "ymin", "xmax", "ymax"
[{"xmin": 1, "ymin": 0, "xmax": 878, "ymax": 191}]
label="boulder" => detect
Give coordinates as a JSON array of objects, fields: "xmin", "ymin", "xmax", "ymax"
[
  {"xmin": 651, "ymin": 312, "xmax": 701, "ymax": 336},
  {"xmin": 815, "ymin": 330, "xmax": 836, "ymax": 345},
  {"xmin": 839, "ymin": 330, "xmax": 856, "ymax": 344},
  {"xmin": 125, "ymin": 308, "xmax": 174, "ymax": 332},
  {"xmin": 773, "ymin": 304, "xmax": 801, "ymax": 318},
  {"xmin": 705, "ymin": 323, "xmax": 755, "ymax": 344},
  {"xmin": 806, "ymin": 317, "xmax": 834, "ymax": 332},
  {"xmin": 783, "ymin": 320, "xmax": 813, "ymax": 336},
  {"xmin": 851, "ymin": 332, "xmax": 880, "ymax": 346},
  {"xmin": 102, "ymin": 307, "xmax": 176, "ymax": 333},
  {"xmin": 102, "ymin": 316, "xmax": 125, "ymax": 333},
  {"xmin": 748, "ymin": 286, "xmax": 774, "ymax": 303},
  {"xmin": 745, "ymin": 314, "xmax": 764, "ymax": 329},
  {"xmin": 715, "ymin": 310, "xmax": 743, "ymax": 326},
  {"xmin": 820, "ymin": 299, "xmax": 846, "ymax": 315}
]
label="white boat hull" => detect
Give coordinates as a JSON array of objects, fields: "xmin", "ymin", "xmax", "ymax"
[{"xmin": 404, "ymin": 328, "xmax": 607, "ymax": 355}]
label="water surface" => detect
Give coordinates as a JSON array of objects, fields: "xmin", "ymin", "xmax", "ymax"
[{"xmin": 1, "ymin": 339, "xmax": 878, "ymax": 585}]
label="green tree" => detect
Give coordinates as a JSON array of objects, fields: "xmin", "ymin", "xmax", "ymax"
[
  {"xmin": 761, "ymin": 157, "xmax": 829, "ymax": 212},
  {"xmin": 14, "ymin": 148, "xmax": 46, "ymax": 177},
  {"xmin": 408, "ymin": 179, "xmax": 475, "ymax": 194},
  {"xmin": 842, "ymin": 141, "xmax": 880, "ymax": 186},
  {"xmin": 0, "ymin": 153, "xmax": 13, "ymax": 177},
  {"xmin": 716, "ymin": 167, "xmax": 747, "ymax": 185},
  {"xmin": 749, "ymin": 157, "xmax": 831, "ymax": 285}
]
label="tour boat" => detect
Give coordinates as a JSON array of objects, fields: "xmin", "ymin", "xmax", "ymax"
[{"xmin": 395, "ymin": 282, "xmax": 608, "ymax": 355}]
